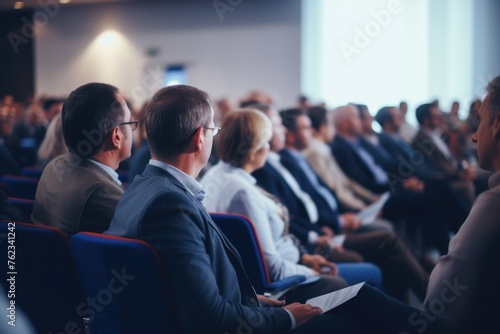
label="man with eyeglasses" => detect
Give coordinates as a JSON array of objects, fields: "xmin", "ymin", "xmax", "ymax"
[{"xmin": 32, "ymin": 82, "xmax": 135, "ymax": 236}]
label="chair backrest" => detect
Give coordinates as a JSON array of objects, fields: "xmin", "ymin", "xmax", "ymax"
[
  {"xmin": 209, "ymin": 213, "xmax": 271, "ymax": 294},
  {"xmin": 0, "ymin": 175, "xmax": 38, "ymax": 199},
  {"xmin": 8, "ymin": 197, "xmax": 34, "ymax": 219},
  {"xmin": 0, "ymin": 221, "xmax": 84, "ymax": 333},
  {"xmin": 20, "ymin": 166, "xmax": 43, "ymax": 180},
  {"xmin": 70, "ymin": 232, "xmax": 179, "ymax": 334}
]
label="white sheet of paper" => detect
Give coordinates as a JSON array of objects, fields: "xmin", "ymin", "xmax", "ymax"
[
  {"xmin": 357, "ymin": 192, "xmax": 391, "ymax": 225},
  {"xmin": 305, "ymin": 282, "xmax": 365, "ymax": 313},
  {"xmin": 329, "ymin": 234, "xmax": 346, "ymax": 247}
]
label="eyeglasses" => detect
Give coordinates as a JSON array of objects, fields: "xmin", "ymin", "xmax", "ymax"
[
  {"xmin": 204, "ymin": 127, "xmax": 221, "ymax": 137},
  {"xmin": 120, "ymin": 120, "xmax": 139, "ymax": 131}
]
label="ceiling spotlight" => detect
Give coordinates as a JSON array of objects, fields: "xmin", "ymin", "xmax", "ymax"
[
  {"xmin": 13, "ymin": 1, "xmax": 24, "ymax": 9},
  {"xmin": 59, "ymin": 0, "xmax": 71, "ymax": 4}
]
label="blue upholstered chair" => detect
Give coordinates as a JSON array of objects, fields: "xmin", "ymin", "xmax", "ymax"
[
  {"xmin": 210, "ymin": 213, "xmax": 306, "ymax": 296},
  {"xmin": 70, "ymin": 232, "xmax": 179, "ymax": 334},
  {"xmin": 0, "ymin": 221, "xmax": 85, "ymax": 333}
]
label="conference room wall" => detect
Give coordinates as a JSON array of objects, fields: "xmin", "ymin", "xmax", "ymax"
[{"xmin": 35, "ymin": 0, "xmax": 301, "ymax": 108}]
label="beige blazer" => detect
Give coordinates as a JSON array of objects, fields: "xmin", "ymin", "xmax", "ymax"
[{"xmin": 32, "ymin": 153, "xmax": 124, "ymax": 236}]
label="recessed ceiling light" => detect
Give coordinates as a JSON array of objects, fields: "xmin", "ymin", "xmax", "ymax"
[
  {"xmin": 13, "ymin": 1, "xmax": 24, "ymax": 9},
  {"xmin": 59, "ymin": 0, "xmax": 71, "ymax": 4}
]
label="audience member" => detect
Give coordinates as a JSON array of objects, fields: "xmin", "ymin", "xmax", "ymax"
[
  {"xmin": 0, "ymin": 108, "xmax": 20, "ymax": 176},
  {"xmin": 201, "ymin": 109, "xmax": 382, "ymax": 291},
  {"xmin": 426, "ymin": 75, "xmax": 500, "ymax": 332},
  {"xmin": 37, "ymin": 113, "xmax": 67, "ymax": 167},
  {"xmin": 10, "ymin": 103, "xmax": 46, "ymax": 167},
  {"xmin": 412, "ymin": 103, "xmax": 475, "ymax": 204},
  {"xmin": 304, "ymin": 106, "xmax": 379, "ymax": 211},
  {"xmin": 32, "ymin": 83, "xmax": 134, "ymax": 236},
  {"xmin": 42, "ymin": 98, "xmax": 63, "ymax": 123},
  {"xmin": 398, "ymin": 101, "xmax": 418, "ymax": 144},
  {"xmin": 465, "ymin": 99, "xmax": 481, "ymax": 135},
  {"xmin": 128, "ymin": 102, "xmax": 151, "ymax": 182},
  {"xmin": 106, "ymin": 84, "xmax": 442, "ymax": 333}
]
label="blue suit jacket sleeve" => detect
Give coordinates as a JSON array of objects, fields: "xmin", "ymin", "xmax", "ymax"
[{"xmin": 331, "ymin": 137, "xmax": 390, "ymax": 194}]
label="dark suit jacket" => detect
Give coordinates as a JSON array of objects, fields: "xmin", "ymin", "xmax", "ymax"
[
  {"xmin": 0, "ymin": 143, "xmax": 20, "ymax": 177},
  {"xmin": 378, "ymin": 132, "xmax": 440, "ymax": 182},
  {"xmin": 279, "ymin": 149, "xmax": 345, "ymax": 233},
  {"xmin": 412, "ymin": 129, "xmax": 460, "ymax": 179},
  {"xmin": 106, "ymin": 164, "xmax": 291, "ymax": 333},
  {"xmin": 252, "ymin": 161, "xmax": 323, "ymax": 245},
  {"xmin": 331, "ymin": 135, "xmax": 390, "ymax": 194},
  {"xmin": 31, "ymin": 153, "xmax": 124, "ymax": 236}
]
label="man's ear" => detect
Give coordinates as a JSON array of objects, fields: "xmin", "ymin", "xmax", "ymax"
[
  {"xmin": 190, "ymin": 127, "xmax": 205, "ymax": 153},
  {"xmin": 110, "ymin": 126, "xmax": 122, "ymax": 149},
  {"xmin": 493, "ymin": 112, "xmax": 500, "ymax": 138}
]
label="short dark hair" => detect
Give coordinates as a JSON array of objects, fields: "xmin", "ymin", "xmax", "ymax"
[
  {"xmin": 307, "ymin": 106, "xmax": 328, "ymax": 131},
  {"xmin": 62, "ymin": 82, "xmax": 123, "ymax": 158},
  {"xmin": 415, "ymin": 103, "xmax": 433, "ymax": 125},
  {"xmin": 487, "ymin": 76, "xmax": 500, "ymax": 124},
  {"xmin": 375, "ymin": 106, "xmax": 395, "ymax": 128},
  {"xmin": 145, "ymin": 85, "xmax": 211, "ymax": 159},
  {"xmin": 241, "ymin": 103, "xmax": 272, "ymax": 115},
  {"xmin": 279, "ymin": 108, "xmax": 306, "ymax": 131},
  {"xmin": 350, "ymin": 103, "xmax": 369, "ymax": 119},
  {"xmin": 42, "ymin": 98, "xmax": 63, "ymax": 112},
  {"xmin": 239, "ymin": 99, "xmax": 261, "ymax": 108}
]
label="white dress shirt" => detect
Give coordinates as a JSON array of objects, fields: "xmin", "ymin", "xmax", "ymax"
[{"xmin": 201, "ymin": 161, "xmax": 314, "ymax": 281}]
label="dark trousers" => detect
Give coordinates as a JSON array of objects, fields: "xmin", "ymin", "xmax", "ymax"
[
  {"xmin": 294, "ymin": 284, "xmax": 444, "ymax": 334},
  {"xmin": 383, "ymin": 180, "xmax": 469, "ymax": 254},
  {"xmin": 338, "ymin": 231, "xmax": 429, "ymax": 302}
]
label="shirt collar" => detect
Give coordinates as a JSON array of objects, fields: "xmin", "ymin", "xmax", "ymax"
[
  {"xmin": 149, "ymin": 159, "xmax": 206, "ymax": 202},
  {"xmin": 87, "ymin": 159, "xmax": 121, "ymax": 185},
  {"xmin": 267, "ymin": 151, "xmax": 281, "ymax": 164}
]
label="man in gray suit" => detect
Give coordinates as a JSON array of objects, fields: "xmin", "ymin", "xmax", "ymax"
[
  {"xmin": 32, "ymin": 82, "xmax": 135, "ymax": 236},
  {"xmin": 106, "ymin": 85, "xmax": 442, "ymax": 333}
]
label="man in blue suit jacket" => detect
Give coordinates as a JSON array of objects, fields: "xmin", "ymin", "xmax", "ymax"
[{"xmin": 106, "ymin": 85, "xmax": 441, "ymax": 333}]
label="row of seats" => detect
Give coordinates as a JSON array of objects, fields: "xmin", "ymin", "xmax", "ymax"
[{"xmin": 0, "ymin": 214, "xmax": 304, "ymax": 333}]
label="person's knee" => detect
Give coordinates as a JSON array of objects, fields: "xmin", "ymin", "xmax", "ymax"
[{"xmin": 319, "ymin": 275, "xmax": 348, "ymax": 290}]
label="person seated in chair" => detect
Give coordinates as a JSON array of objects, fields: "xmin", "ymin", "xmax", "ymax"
[
  {"xmin": 32, "ymin": 83, "xmax": 135, "ymax": 236},
  {"xmin": 201, "ymin": 109, "xmax": 382, "ymax": 296}
]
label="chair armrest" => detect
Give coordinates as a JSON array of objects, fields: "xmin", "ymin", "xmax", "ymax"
[{"xmin": 264, "ymin": 275, "xmax": 306, "ymax": 293}]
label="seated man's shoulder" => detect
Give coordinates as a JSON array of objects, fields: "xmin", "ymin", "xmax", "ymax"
[{"xmin": 42, "ymin": 155, "xmax": 120, "ymax": 191}]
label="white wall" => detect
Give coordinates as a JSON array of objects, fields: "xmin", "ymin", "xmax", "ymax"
[
  {"xmin": 302, "ymin": 0, "xmax": 498, "ymax": 123},
  {"xmin": 36, "ymin": 0, "xmax": 301, "ymax": 109}
]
